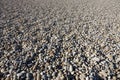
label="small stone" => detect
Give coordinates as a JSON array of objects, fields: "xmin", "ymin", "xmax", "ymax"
[
  {"xmin": 17, "ymin": 71, "xmax": 26, "ymax": 79},
  {"xmin": 0, "ymin": 72, "xmax": 4, "ymax": 79},
  {"xmin": 22, "ymin": 42, "xmax": 27, "ymax": 49},
  {"xmin": 74, "ymin": 57, "xmax": 79, "ymax": 63},
  {"xmin": 116, "ymin": 57, "xmax": 120, "ymax": 63},
  {"xmin": 57, "ymin": 72, "xmax": 64, "ymax": 80},
  {"xmin": 112, "ymin": 76, "xmax": 117, "ymax": 80},
  {"xmin": 48, "ymin": 65, "xmax": 51, "ymax": 70},
  {"xmin": 69, "ymin": 65, "xmax": 73, "ymax": 72},
  {"xmin": 99, "ymin": 70, "xmax": 107, "ymax": 78},
  {"xmin": 13, "ymin": 72, "xmax": 17, "ymax": 80},
  {"xmin": 104, "ymin": 46, "xmax": 109, "ymax": 52},
  {"xmin": 117, "ymin": 73, "xmax": 120, "ymax": 78},
  {"xmin": 33, "ymin": 72, "xmax": 37, "ymax": 80},
  {"xmin": 15, "ymin": 45, "xmax": 22, "ymax": 52},
  {"xmin": 100, "ymin": 42, "xmax": 105, "ymax": 48},
  {"xmin": 86, "ymin": 76, "xmax": 89, "ymax": 80},
  {"xmin": 106, "ymin": 54, "xmax": 113, "ymax": 61},
  {"xmin": 80, "ymin": 74, "xmax": 86, "ymax": 80},
  {"xmin": 33, "ymin": 61, "xmax": 38, "ymax": 70},
  {"xmin": 91, "ymin": 57, "xmax": 100, "ymax": 62},
  {"xmin": 75, "ymin": 74, "xmax": 79, "ymax": 80},
  {"xmin": 27, "ymin": 72, "xmax": 34, "ymax": 80},
  {"xmin": 37, "ymin": 70, "xmax": 41, "ymax": 80},
  {"xmin": 49, "ymin": 50, "xmax": 54, "ymax": 57},
  {"xmin": 1, "ymin": 68, "xmax": 5, "ymax": 73},
  {"xmin": 5, "ymin": 74, "xmax": 10, "ymax": 80},
  {"xmin": 9, "ymin": 69, "xmax": 13, "ymax": 74}
]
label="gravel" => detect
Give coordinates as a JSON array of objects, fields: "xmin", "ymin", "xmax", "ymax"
[{"xmin": 0, "ymin": 0, "xmax": 120, "ymax": 80}]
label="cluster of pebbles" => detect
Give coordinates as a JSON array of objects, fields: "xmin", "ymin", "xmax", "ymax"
[{"xmin": 0, "ymin": 0, "xmax": 120, "ymax": 80}]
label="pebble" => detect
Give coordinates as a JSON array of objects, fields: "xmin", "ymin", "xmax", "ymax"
[
  {"xmin": 1, "ymin": 69, "xmax": 5, "ymax": 73},
  {"xmin": 5, "ymin": 75, "xmax": 10, "ymax": 80},
  {"xmin": 33, "ymin": 72, "xmax": 37, "ymax": 80},
  {"xmin": 91, "ymin": 57, "xmax": 100, "ymax": 62},
  {"xmin": 13, "ymin": 73, "xmax": 17, "ymax": 80},
  {"xmin": 33, "ymin": 61, "xmax": 38, "ymax": 70},
  {"xmin": 106, "ymin": 54, "xmax": 113, "ymax": 61},
  {"xmin": 80, "ymin": 74, "xmax": 86, "ymax": 80},
  {"xmin": 69, "ymin": 65, "xmax": 73, "ymax": 72},
  {"xmin": 117, "ymin": 72, "xmax": 120, "ymax": 77},
  {"xmin": 58, "ymin": 73, "xmax": 64, "ymax": 80},
  {"xmin": 86, "ymin": 76, "xmax": 89, "ymax": 80},
  {"xmin": 17, "ymin": 71, "xmax": 26, "ymax": 79},
  {"xmin": 37, "ymin": 70, "xmax": 41, "ymax": 80},
  {"xmin": 75, "ymin": 74, "xmax": 79, "ymax": 80},
  {"xmin": 116, "ymin": 57, "xmax": 120, "ymax": 63},
  {"xmin": 99, "ymin": 70, "xmax": 107, "ymax": 78},
  {"xmin": 0, "ymin": 72, "xmax": 4, "ymax": 79}
]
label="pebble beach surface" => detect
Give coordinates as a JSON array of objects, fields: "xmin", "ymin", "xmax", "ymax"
[{"xmin": 0, "ymin": 0, "xmax": 120, "ymax": 80}]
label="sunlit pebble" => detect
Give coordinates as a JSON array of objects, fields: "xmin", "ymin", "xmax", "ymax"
[
  {"xmin": 69, "ymin": 65, "xmax": 73, "ymax": 72},
  {"xmin": 104, "ymin": 46, "xmax": 109, "ymax": 52},
  {"xmin": 17, "ymin": 71, "xmax": 26, "ymax": 78},
  {"xmin": 91, "ymin": 57, "xmax": 100, "ymax": 62},
  {"xmin": 5, "ymin": 74, "xmax": 11, "ymax": 80},
  {"xmin": 80, "ymin": 73, "xmax": 86, "ymax": 80},
  {"xmin": 72, "ymin": 51, "xmax": 76, "ymax": 56},
  {"xmin": 99, "ymin": 70, "xmax": 107, "ymax": 78},
  {"xmin": 75, "ymin": 74, "xmax": 79, "ymax": 80},
  {"xmin": 116, "ymin": 57, "xmax": 120, "ymax": 63},
  {"xmin": 9, "ymin": 68, "xmax": 13, "ymax": 74},
  {"xmin": 106, "ymin": 54, "xmax": 113, "ymax": 61},
  {"xmin": 37, "ymin": 70, "xmax": 40, "ymax": 80},
  {"xmin": 13, "ymin": 73, "xmax": 17, "ymax": 80},
  {"xmin": 57, "ymin": 71, "xmax": 64, "ymax": 80},
  {"xmin": 1, "ymin": 68, "xmax": 5, "ymax": 73},
  {"xmin": 74, "ymin": 57, "xmax": 79, "ymax": 63},
  {"xmin": 86, "ymin": 76, "xmax": 89, "ymax": 80},
  {"xmin": 117, "ymin": 74, "xmax": 120, "ymax": 78}
]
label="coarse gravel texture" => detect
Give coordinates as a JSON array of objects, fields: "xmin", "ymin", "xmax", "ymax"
[{"xmin": 0, "ymin": 0, "xmax": 120, "ymax": 80}]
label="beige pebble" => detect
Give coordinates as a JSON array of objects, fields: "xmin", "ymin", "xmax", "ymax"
[
  {"xmin": 75, "ymin": 75, "xmax": 79, "ymax": 80},
  {"xmin": 5, "ymin": 75, "xmax": 11, "ymax": 80},
  {"xmin": 1, "ymin": 68, "xmax": 5, "ymax": 73},
  {"xmin": 116, "ymin": 57, "xmax": 120, "ymax": 63},
  {"xmin": 33, "ymin": 61, "xmax": 38, "ymax": 70},
  {"xmin": 99, "ymin": 70, "xmax": 107, "ymax": 78},
  {"xmin": 37, "ymin": 70, "xmax": 41, "ymax": 80},
  {"xmin": 13, "ymin": 73, "xmax": 17, "ymax": 80},
  {"xmin": 22, "ymin": 42, "xmax": 27, "ymax": 49},
  {"xmin": 91, "ymin": 57, "xmax": 100, "ymax": 62},
  {"xmin": 104, "ymin": 46, "xmax": 109, "ymax": 52},
  {"xmin": 106, "ymin": 54, "xmax": 113, "ymax": 61},
  {"xmin": 33, "ymin": 72, "xmax": 37, "ymax": 80},
  {"xmin": 112, "ymin": 76, "xmax": 116, "ymax": 80},
  {"xmin": 80, "ymin": 74, "xmax": 86, "ymax": 80},
  {"xmin": 100, "ymin": 42, "xmax": 105, "ymax": 48},
  {"xmin": 69, "ymin": 65, "xmax": 73, "ymax": 72}
]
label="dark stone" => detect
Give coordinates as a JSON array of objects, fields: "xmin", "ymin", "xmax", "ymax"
[
  {"xmin": 15, "ymin": 45, "xmax": 22, "ymax": 52},
  {"xmin": 67, "ymin": 73, "xmax": 75, "ymax": 80},
  {"xmin": 0, "ymin": 72, "xmax": 4, "ymax": 79},
  {"xmin": 53, "ymin": 21, "xmax": 57, "ymax": 26},
  {"xmin": 93, "ymin": 73, "xmax": 104, "ymax": 80},
  {"xmin": 32, "ymin": 38, "xmax": 37, "ymax": 44},
  {"xmin": 44, "ymin": 27, "xmax": 51, "ymax": 31},
  {"xmin": 0, "ymin": 51, "xmax": 4, "ymax": 58},
  {"xmin": 56, "ymin": 65, "xmax": 62, "ymax": 69},
  {"xmin": 27, "ymin": 73, "xmax": 34, "ymax": 80},
  {"xmin": 19, "ymin": 73, "xmax": 26, "ymax": 80}
]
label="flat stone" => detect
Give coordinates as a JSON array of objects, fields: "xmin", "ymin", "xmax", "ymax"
[{"xmin": 91, "ymin": 57, "xmax": 100, "ymax": 62}]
